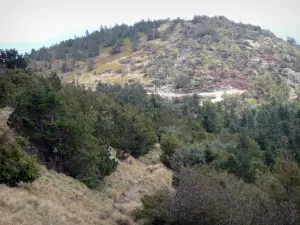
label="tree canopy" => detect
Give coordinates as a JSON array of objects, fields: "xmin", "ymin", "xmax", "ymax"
[{"xmin": 0, "ymin": 49, "xmax": 28, "ymax": 70}]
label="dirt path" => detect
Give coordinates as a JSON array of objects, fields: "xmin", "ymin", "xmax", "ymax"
[
  {"xmin": 115, "ymin": 163, "xmax": 167, "ymax": 205},
  {"xmin": 103, "ymin": 148, "xmax": 173, "ymax": 215},
  {"xmin": 147, "ymin": 89, "xmax": 246, "ymax": 102}
]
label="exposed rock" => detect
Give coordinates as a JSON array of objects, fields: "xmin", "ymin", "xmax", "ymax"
[
  {"xmin": 282, "ymin": 68, "xmax": 300, "ymax": 83},
  {"xmin": 243, "ymin": 39, "xmax": 261, "ymax": 50}
]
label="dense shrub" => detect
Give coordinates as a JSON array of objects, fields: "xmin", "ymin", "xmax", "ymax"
[
  {"xmin": 4, "ymin": 73, "xmax": 117, "ymax": 187},
  {"xmin": 105, "ymin": 107, "xmax": 156, "ymax": 157},
  {"xmin": 2, "ymin": 72, "xmax": 158, "ymax": 187},
  {"xmin": 0, "ymin": 134, "xmax": 40, "ymax": 187},
  {"xmin": 135, "ymin": 188, "xmax": 172, "ymax": 225},
  {"xmin": 174, "ymin": 72, "xmax": 191, "ymax": 89},
  {"xmin": 136, "ymin": 167, "xmax": 289, "ymax": 225},
  {"xmin": 160, "ymin": 133, "xmax": 181, "ymax": 157},
  {"xmin": 0, "ymin": 70, "xmax": 34, "ymax": 107},
  {"xmin": 160, "ymin": 133, "xmax": 181, "ymax": 167}
]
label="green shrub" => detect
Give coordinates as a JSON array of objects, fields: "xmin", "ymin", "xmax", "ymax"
[
  {"xmin": 7, "ymin": 74, "xmax": 118, "ymax": 188},
  {"xmin": 174, "ymin": 72, "xmax": 191, "ymax": 89},
  {"xmin": 0, "ymin": 70, "xmax": 35, "ymax": 108},
  {"xmin": 0, "ymin": 134, "xmax": 40, "ymax": 187},
  {"xmin": 103, "ymin": 107, "xmax": 156, "ymax": 157},
  {"xmin": 160, "ymin": 133, "xmax": 180, "ymax": 156},
  {"xmin": 222, "ymin": 134, "xmax": 263, "ymax": 183},
  {"xmin": 5, "ymin": 72, "xmax": 157, "ymax": 187},
  {"xmin": 171, "ymin": 144, "xmax": 211, "ymax": 169},
  {"xmin": 137, "ymin": 167, "xmax": 286, "ymax": 225},
  {"xmin": 160, "ymin": 133, "xmax": 181, "ymax": 167},
  {"xmin": 135, "ymin": 188, "xmax": 172, "ymax": 225}
]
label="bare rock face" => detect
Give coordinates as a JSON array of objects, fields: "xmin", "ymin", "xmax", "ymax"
[{"xmin": 244, "ymin": 40, "xmax": 261, "ymax": 50}]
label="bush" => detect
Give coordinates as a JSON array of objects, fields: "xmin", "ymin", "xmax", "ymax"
[
  {"xmin": 171, "ymin": 144, "xmax": 207, "ymax": 169},
  {"xmin": 160, "ymin": 133, "xmax": 181, "ymax": 167},
  {"xmin": 160, "ymin": 133, "xmax": 181, "ymax": 157},
  {"xmin": 7, "ymin": 74, "xmax": 117, "ymax": 188},
  {"xmin": 162, "ymin": 130, "xmax": 264, "ymax": 183},
  {"xmin": 263, "ymin": 46, "xmax": 274, "ymax": 54},
  {"xmin": 115, "ymin": 68, "xmax": 123, "ymax": 74},
  {"xmin": 110, "ymin": 39, "xmax": 123, "ymax": 55},
  {"xmin": 0, "ymin": 70, "xmax": 35, "ymax": 108},
  {"xmin": 119, "ymin": 57, "xmax": 132, "ymax": 64},
  {"xmin": 107, "ymin": 107, "xmax": 156, "ymax": 157},
  {"xmin": 222, "ymin": 134, "xmax": 263, "ymax": 183},
  {"xmin": 5, "ymin": 73, "xmax": 159, "ymax": 187},
  {"xmin": 0, "ymin": 134, "xmax": 40, "ymax": 187},
  {"xmin": 137, "ymin": 167, "xmax": 283, "ymax": 225},
  {"xmin": 135, "ymin": 188, "xmax": 172, "ymax": 225},
  {"xmin": 174, "ymin": 72, "xmax": 191, "ymax": 89}
]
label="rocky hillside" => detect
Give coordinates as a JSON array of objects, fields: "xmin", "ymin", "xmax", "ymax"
[{"xmin": 28, "ymin": 16, "xmax": 300, "ymax": 94}]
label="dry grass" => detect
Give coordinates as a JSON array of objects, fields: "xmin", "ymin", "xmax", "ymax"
[
  {"xmin": 158, "ymin": 23, "xmax": 170, "ymax": 32},
  {"xmin": 60, "ymin": 74, "xmax": 75, "ymax": 83},
  {"xmin": 0, "ymin": 154, "xmax": 172, "ymax": 225},
  {"xmin": 103, "ymin": 147, "xmax": 172, "ymax": 214},
  {"xmin": 79, "ymin": 73, "xmax": 93, "ymax": 84},
  {"xmin": 96, "ymin": 72, "xmax": 147, "ymax": 85},
  {"xmin": 0, "ymin": 166, "xmax": 121, "ymax": 225},
  {"xmin": 0, "ymin": 109, "xmax": 173, "ymax": 225},
  {"xmin": 121, "ymin": 38, "xmax": 132, "ymax": 53},
  {"xmin": 45, "ymin": 36, "xmax": 150, "ymax": 88}
]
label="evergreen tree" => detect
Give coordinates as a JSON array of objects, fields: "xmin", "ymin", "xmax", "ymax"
[{"xmin": 87, "ymin": 58, "xmax": 95, "ymax": 71}]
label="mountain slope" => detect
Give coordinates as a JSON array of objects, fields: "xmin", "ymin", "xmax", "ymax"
[
  {"xmin": 28, "ymin": 16, "xmax": 300, "ymax": 96},
  {"xmin": 0, "ymin": 109, "xmax": 172, "ymax": 225},
  {"xmin": 0, "ymin": 156, "xmax": 172, "ymax": 225}
]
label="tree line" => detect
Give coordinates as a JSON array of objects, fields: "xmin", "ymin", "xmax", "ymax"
[
  {"xmin": 28, "ymin": 19, "xmax": 165, "ymax": 62},
  {"xmin": 27, "ymin": 15, "xmax": 276, "ymax": 64}
]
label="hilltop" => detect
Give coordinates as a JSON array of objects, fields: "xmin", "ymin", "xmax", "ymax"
[{"xmin": 28, "ymin": 16, "xmax": 300, "ymax": 97}]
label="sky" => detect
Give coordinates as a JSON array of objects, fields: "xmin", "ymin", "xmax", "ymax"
[{"xmin": 1, "ymin": 0, "xmax": 300, "ymax": 54}]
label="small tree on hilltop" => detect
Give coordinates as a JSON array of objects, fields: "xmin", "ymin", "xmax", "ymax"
[
  {"xmin": 287, "ymin": 36, "xmax": 297, "ymax": 56},
  {"xmin": 87, "ymin": 58, "xmax": 95, "ymax": 71}
]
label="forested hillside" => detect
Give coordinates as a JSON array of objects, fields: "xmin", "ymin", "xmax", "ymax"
[
  {"xmin": 1, "ymin": 14, "xmax": 300, "ymax": 225},
  {"xmin": 2, "ymin": 64, "xmax": 300, "ymax": 224}
]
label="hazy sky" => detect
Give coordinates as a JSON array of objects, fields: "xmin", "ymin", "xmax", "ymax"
[{"xmin": 1, "ymin": 0, "xmax": 299, "ymax": 53}]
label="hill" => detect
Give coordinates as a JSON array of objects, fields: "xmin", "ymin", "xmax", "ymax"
[
  {"xmin": 3, "ymin": 15, "xmax": 300, "ymax": 225},
  {"xmin": 27, "ymin": 16, "xmax": 300, "ymax": 97}
]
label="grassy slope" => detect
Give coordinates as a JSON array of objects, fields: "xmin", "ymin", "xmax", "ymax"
[
  {"xmin": 0, "ymin": 110, "xmax": 172, "ymax": 225},
  {"xmin": 55, "ymin": 37, "xmax": 150, "ymax": 90}
]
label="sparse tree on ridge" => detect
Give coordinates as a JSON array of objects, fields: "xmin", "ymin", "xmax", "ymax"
[
  {"xmin": 287, "ymin": 36, "xmax": 297, "ymax": 56},
  {"xmin": 87, "ymin": 58, "xmax": 95, "ymax": 71}
]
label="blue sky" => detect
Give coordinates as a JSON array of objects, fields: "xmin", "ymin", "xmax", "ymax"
[
  {"xmin": 1, "ymin": 0, "xmax": 299, "ymax": 54},
  {"xmin": 0, "ymin": 27, "xmax": 99, "ymax": 54}
]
